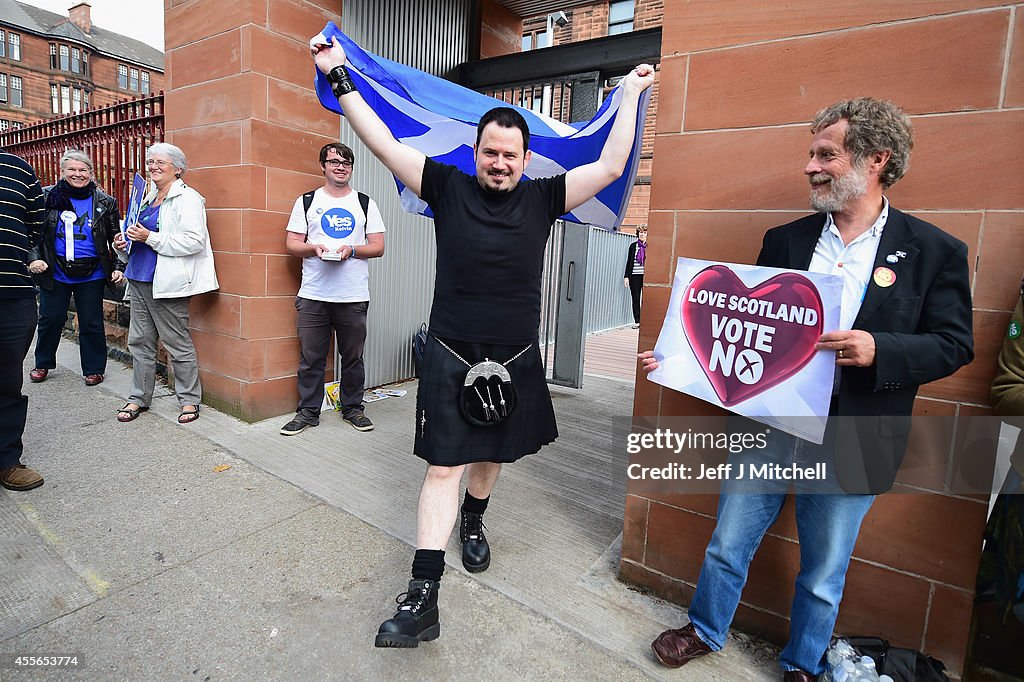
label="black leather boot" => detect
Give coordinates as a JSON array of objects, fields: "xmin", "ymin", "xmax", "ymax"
[
  {"xmin": 459, "ymin": 509, "xmax": 490, "ymax": 573},
  {"xmin": 374, "ymin": 579, "xmax": 440, "ymax": 648}
]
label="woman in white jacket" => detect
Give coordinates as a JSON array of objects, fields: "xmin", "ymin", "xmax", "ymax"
[{"xmin": 113, "ymin": 143, "xmax": 218, "ymax": 424}]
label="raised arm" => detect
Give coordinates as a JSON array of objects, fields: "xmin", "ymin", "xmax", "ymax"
[
  {"xmin": 564, "ymin": 64, "xmax": 655, "ymax": 213},
  {"xmin": 311, "ymin": 36, "xmax": 426, "ymax": 197}
]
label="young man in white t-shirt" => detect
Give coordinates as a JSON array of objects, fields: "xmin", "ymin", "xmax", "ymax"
[{"xmin": 280, "ymin": 143, "xmax": 386, "ymax": 435}]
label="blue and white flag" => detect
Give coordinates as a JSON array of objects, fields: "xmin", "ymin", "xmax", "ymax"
[
  {"xmin": 312, "ymin": 23, "xmax": 650, "ymax": 231},
  {"xmin": 121, "ymin": 172, "xmax": 148, "ymax": 255}
]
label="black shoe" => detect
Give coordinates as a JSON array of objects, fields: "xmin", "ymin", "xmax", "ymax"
[
  {"xmin": 344, "ymin": 411, "xmax": 374, "ymax": 432},
  {"xmin": 459, "ymin": 509, "xmax": 490, "ymax": 573},
  {"xmin": 279, "ymin": 418, "xmax": 315, "ymax": 436},
  {"xmin": 375, "ymin": 579, "xmax": 440, "ymax": 648}
]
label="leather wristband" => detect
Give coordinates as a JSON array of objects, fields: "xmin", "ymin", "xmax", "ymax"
[{"xmin": 326, "ymin": 65, "xmax": 357, "ymax": 97}]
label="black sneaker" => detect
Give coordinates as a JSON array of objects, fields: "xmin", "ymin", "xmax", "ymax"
[
  {"xmin": 459, "ymin": 509, "xmax": 490, "ymax": 573},
  {"xmin": 279, "ymin": 418, "xmax": 315, "ymax": 436},
  {"xmin": 344, "ymin": 411, "xmax": 374, "ymax": 432},
  {"xmin": 375, "ymin": 579, "xmax": 440, "ymax": 648}
]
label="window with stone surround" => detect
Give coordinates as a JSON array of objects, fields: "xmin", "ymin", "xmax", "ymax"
[
  {"xmin": 118, "ymin": 64, "xmax": 127, "ymax": 89},
  {"xmin": 0, "ymin": 74, "xmax": 7, "ymax": 103},
  {"xmin": 521, "ymin": 30, "xmax": 550, "ymax": 51},
  {"xmin": 59, "ymin": 44, "xmax": 69, "ymax": 70},
  {"xmin": 8, "ymin": 33, "xmax": 20, "ymax": 61},
  {"xmin": 608, "ymin": 0, "xmax": 635, "ymax": 35},
  {"xmin": 0, "ymin": 31, "xmax": 5, "ymax": 59},
  {"xmin": 51, "ymin": 84, "xmax": 58, "ymax": 113},
  {"xmin": 10, "ymin": 76, "xmax": 21, "ymax": 106},
  {"xmin": 141, "ymin": 71, "xmax": 149, "ymax": 94}
]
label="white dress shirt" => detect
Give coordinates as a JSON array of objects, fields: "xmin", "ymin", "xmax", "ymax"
[{"xmin": 807, "ymin": 197, "xmax": 889, "ymax": 331}]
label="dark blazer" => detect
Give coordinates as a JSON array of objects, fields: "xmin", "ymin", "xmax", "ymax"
[
  {"xmin": 624, "ymin": 240, "xmax": 643, "ymax": 277},
  {"xmin": 29, "ymin": 185, "xmax": 123, "ymax": 290},
  {"xmin": 757, "ymin": 208, "xmax": 974, "ymax": 492}
]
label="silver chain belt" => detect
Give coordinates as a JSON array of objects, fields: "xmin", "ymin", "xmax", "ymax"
[{"xmin": 433, "ymin": 336, "xmax": 533, "ymax": 368}]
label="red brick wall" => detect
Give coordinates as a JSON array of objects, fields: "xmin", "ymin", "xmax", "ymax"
[
  {"xmin": 624, "ymin": 1, "xmax": 1024, "ymax": 675},
  {"xmin": 520, "ymin": 1, "xmax": 663, "ymax": 235},
  {"xmin": 0, "ymin": 27, "xmax": 164, "ymax": 126},
  {"xmin": 479, "ymin": 0, "xmax": 521, "ymax": 58},
  {"xmin": 163, "ymin": 0, "xmax": 341, "ymax": 421}
]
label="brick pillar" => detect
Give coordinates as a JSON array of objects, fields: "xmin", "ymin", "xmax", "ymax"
[{"xmin": 163, "ymin": 0, "xmax": 342, "ymax": 421}]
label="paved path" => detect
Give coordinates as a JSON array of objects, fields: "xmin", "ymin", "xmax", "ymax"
[{"xmin": 0, "ymin": 335, "xmax": 778, "ymax": 680}]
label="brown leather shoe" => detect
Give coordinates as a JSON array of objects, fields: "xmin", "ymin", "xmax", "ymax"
[
  {"xmin": 651, "ymin": 622, "xmax": 713, "ymax": 668},
  {"xmin": 783, "ymin": 671, "xmax": 817, "ymax": 682},
  {"xmin": 29, "ymin": 368, "xmax": 48, "ymax": 383},
  {"xmin": 84, "ymin": 374, "xmax": 104, "ymax": 386},
  {"xmin": 0, "ymin": 464, "xmax": 44, "ymax": 491}
]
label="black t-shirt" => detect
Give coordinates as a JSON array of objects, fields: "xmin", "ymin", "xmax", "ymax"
[{"xmin": 421, "ymin": 157, "xmax": 566, "ymax": 344}]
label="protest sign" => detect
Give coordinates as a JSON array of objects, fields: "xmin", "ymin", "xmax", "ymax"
[{"xmin": 648, "ymin": 258, "xmax": 843, "ymax": 443}]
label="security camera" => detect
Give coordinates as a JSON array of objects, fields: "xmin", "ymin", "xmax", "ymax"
[{"xmin": 551, "ymin": 11, "xmax": 569, "ymax": 27}]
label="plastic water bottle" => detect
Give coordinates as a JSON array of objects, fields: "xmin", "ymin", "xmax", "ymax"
[
  {"xmin": 822, "ymin": 638, "xmax": 858, "ymax": 681},
  {"xmin": 832, "ymin": 659, "xmax": 856, "ymax": 682},
  {"xmin": 851, "ymin": 655, "xmax": 879, "ymax": 681},
  {"xmin": 827, "ymin": 638, "xmax": 856, "ymax": 668}
]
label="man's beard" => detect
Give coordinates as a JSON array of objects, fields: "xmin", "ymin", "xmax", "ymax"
[
  {"xmin": 479, "ymin": 173, "xmax": 515, "ymax": 194},
  {"xmin": 809, "ymin": 163, "xmax": 868, "ymax": 213}
]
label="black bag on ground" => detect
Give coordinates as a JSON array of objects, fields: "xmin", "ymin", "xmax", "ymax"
[
  {"xmin": 846, "ymin": 636, "xmax": 949, "ymax": 682},
  {"xmin": 412, "ymin": 323, "xmax": 428, "ymax": 377}
]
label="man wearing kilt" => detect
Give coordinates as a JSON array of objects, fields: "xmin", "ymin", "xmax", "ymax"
[{"xmin": 311, "ymin": 35, "xmax": 654, "ymax": 648}]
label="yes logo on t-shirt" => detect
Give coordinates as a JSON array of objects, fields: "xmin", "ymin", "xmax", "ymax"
[{"xmin": 321, "ymin": 208, "xmax": 356, "ymax": 239}]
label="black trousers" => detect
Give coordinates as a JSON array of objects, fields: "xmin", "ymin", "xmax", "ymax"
[
  {"xmin": 628, "ymin": 273, "xmax": 644, "ymax": 324},
  {"xmin": 294, "ymin": 297, "xmax": 368, "ymax": 422},
  {"xmin": 35, "ymin": 278, "xmax": 108, "ymax": 375},
  {"xmin": 0, "ymin": 297, "xmax": 38, "ymax": 468}
]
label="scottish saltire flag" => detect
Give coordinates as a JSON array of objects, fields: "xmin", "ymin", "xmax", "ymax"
[
  {"xmin": 312, "ymin": 23, "xmax": 650, "ymax": 231},
  {"xmin": 121, "ymin": 172, "xmax": 147, "ymax": 254}
]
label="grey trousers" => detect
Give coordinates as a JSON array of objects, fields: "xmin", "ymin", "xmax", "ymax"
[
  {"xmin": 126, "ymin": 280, "xmax": 202, "ymax": 407},
  {"xmin": 295, "ymin": 297, "xmax": 368, "ymax": 424}
]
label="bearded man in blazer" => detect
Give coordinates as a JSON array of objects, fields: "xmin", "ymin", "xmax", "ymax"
[{"xmin": 644, "ymin": 98, "xmax": 974, "ymax": 681}]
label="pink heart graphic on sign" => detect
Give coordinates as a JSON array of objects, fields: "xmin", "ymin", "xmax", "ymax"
[{"xmin": 681, "ymin": 265, "xmax": 824, "ymax": 407}]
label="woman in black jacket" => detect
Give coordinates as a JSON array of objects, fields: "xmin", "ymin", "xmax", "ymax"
[
  {"xmin": 623, "ymin": 225, "xmax": 647, "ymax": 327},
  {"xmin": 27, "ymin": 149, "xmax": 123, "ymax": 386}
]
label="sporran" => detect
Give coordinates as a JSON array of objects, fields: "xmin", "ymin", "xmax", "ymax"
[{"xmin": 434, "ymin": 336, "xmax": 532, "ymax": 428}]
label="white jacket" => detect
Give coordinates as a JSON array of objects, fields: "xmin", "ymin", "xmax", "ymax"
[{"xmin": 143, "ymin": 179, "xmax": 219, "ymax": 299}]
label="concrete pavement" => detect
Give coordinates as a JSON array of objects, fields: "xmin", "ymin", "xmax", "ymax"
[{"xmin": 0, "ymin": 337, "xmax": 779, "ymax": 680}]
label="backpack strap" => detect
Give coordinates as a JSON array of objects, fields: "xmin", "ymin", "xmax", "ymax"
[
  {"xmin": 357, "ymin": 191, "xmax": 370, "ymax": 222},
  {"xmin": 301, "ymin": 189, "xmax": 318, "ymax": 243}
]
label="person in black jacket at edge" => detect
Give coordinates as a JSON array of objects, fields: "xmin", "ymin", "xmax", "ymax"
[
  {"xmin": 27, "ymin": 149, "xmax": 124, "ymax": 387},
  {"xmin": 623, "ymin": 224, "xmax": 647, "ymax": 328}
]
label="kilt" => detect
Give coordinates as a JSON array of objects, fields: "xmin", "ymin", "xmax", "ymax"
[{"xmin": 414, "ymin": 335, "xmax": 557, "ymax": 466}]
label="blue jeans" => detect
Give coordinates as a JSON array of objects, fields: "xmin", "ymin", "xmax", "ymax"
[
  {"xmin": 687, "ymin": 428, "xmax": 875, "ymax": 675},
  {"xmin": 35, "ymin": 278, "xmax": 108, "ymax": 376}
]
